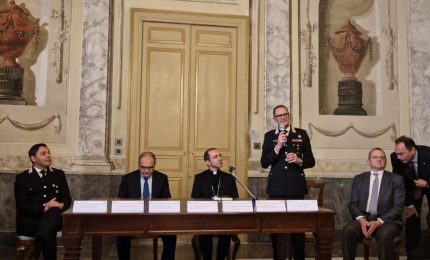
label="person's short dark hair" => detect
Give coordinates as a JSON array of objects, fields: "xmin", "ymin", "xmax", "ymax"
[
  {"xmin": 394, "ymin": 135, "xmax": 416, "ymax": 151},
  {"xmin": 272, "ymin": 105, "xmax": 288, "ymax": 117},
  {"xmin": 368, "ymin": 147, "xmax": 386, "ymax": 160},
  {"xmin": 203, "ymin": 148, "xmax": 217, "ymax": 161},
  {"xmin": 139, "ymin": 151, "xmax": 157, "ymax": 164},
  {"xmin": 28, "ymin": 143, "xmax": 48, "ymax": 162}
]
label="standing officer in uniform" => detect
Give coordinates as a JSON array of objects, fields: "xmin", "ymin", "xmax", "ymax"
[
  {"xmin": 260, "ymin": 105, "xmax": 315, "ymax": 260},
  {"xmin": 15, "ymin": 143, "xmax": 72, "ymax": 259}
]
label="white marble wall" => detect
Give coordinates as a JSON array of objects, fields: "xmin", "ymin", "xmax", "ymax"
[
  {"xmin": 265, "ymin": 0, "xmax": 290, "ymax": 129},
  {"xmin": 78, "ymin": 0, "xmax": 111, "ymax": 156},
  {"xmin": 409, "ymin": 0, "xmax": 430, "ymax": 146}
]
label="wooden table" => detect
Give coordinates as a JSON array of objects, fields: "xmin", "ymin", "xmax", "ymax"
[{"xmin": 62, "ymin": 200, "xmax": 335, "ymax": 259}]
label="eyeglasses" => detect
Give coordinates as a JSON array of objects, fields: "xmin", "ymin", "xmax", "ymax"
[
  {"xmin": 370, "ymin": 156, "xmax": 386, "ymax": 160},
  {"xmin": 274, "ymin": 113, "xmax": 289, "ymax": 119},
  {"xmin": 140, "ymin": 165, "xmax": 155, "ymax": 170}
]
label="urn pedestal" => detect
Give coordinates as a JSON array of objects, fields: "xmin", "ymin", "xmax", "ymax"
[
  {"xmin": 0, "ymin": 67, "xmax": 26, "ymax": 105},
  {"xmin": 333, "ymin": 80, "xmax": 367, "ymax": 115}
]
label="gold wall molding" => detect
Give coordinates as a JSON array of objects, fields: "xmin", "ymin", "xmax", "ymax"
[
  {"xmin": 300, "ymin": 0, "xmax": 318, "ymax": 88},
  {"xmin": 383, "ymin": 0, "xmax": 398, "ymax": 90},
  {"xmin": 50, "ymin": 0, "xmax": 69, "ymax": 84},
  {"xmin": 0, "ymin": 114, "xmax": 61, "ymax": 134},
  {"xmin": 308, "ymin": 122, "xmax": 397, "ymax": 141}
]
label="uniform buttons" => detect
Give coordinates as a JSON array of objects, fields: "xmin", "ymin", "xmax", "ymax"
[
  {"xmin": 44, "ymin": 186, "xmax": 47, "ymax": 189},
  {"xmin": 284, "ymin": 166, "xmax": 288, "ymax": 169},
  {"xmin": 43, "ymin": 194, "xmax": 47, "ymax": 198}
]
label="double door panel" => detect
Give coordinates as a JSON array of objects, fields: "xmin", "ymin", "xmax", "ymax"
[{"xmin": 133, "ymin": 21, "xmax": 237, "ymax": 199}]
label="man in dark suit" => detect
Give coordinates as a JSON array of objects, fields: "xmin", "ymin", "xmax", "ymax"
[
  {"xmin": 15, "ymin": 143, "xmax": 72, "ymax": 260},
  {"xmin": 260, "ymin": 105, "xmax": 315, "ymax": 260},
  {"xmin": 191, "ymin": 148, "xmax": 239, "ymax": 260},
  {"xmin": 391, "ymin": 136, "xmax": 430, "ymax": 256},
  {"xmin": 342, "ymin": 148, "xmax": 405, "ymax": 260},
  {"xmin": 117, "ymin": 151, "xmax": 176, "ymax": 260}
]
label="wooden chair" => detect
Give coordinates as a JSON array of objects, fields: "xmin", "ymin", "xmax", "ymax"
[
  {"xmin": 360, "ymin": 235, "xmax": 402, "ymax": 260},
  {"xmin": 191, "ymin": 234, "xmax": 240, "ymax": 260},
  {"xmin": 16, "ymin": 232, "xmax": 62, "ymax": 260},
  {"xmin": 288, "ymin": 180, "xmax": 326, "ymax": 260}
]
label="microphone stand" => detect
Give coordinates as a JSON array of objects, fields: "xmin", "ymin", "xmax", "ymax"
[{"xmin": 229, "ymin": 166, "xmax": 257, "ymax": 207}]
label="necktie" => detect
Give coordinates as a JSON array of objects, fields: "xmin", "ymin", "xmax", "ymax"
[
  {"xmin": 409, "ymin": 162, "xmax": 418, "ymax": 178},
  {"xmin": 142, "ymin": 177, "xmax": 150, "ymax": 200},
  {"xmin": 41, "ymin": 170, "xmax": 46, "ymax": 179},
  {"xmin": 369, "ymin": 173, "xmax": 379, "ymax": 215},
  {"xmin": 409, "ymin": 162, "xmax": 422, "ymax": 199}
]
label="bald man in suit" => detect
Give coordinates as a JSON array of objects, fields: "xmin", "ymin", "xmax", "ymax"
[
  {"xmin": 117, "ymin": 152, "xmax": 176, "ymax": 260},
  {"xmin": 342, "ymin": 148, "xmax": 405, "ymax": 260}
]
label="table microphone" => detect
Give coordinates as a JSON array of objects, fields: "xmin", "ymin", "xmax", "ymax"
[{"xmin": 228, "ymin": 166, "xmax": 257, "ymax": 202}]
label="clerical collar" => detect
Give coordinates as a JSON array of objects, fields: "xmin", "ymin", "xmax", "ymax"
[{"xmin": 212, "ymin": 170, "xmax": 217, "ymax": 175}]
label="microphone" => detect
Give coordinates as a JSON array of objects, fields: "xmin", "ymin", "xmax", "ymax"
[
  {"xmin": 278, "ymin": 124, "xmax": 286, "ymax": 133},
  {"xmin": 278, "ymin": 124, "xmax": 287, "ymax": 147},
  {"xmin": 229, "ymin": 166, "xmax": 257, "ymax": 201}
]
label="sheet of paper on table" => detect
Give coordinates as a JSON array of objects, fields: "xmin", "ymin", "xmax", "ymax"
[
  {"xmin": 286, "ymin": 200, "xmax": 318, "ymax": 212},
  {"xmin": 73, "ymin": 200, "xmax": 108, "ymax": 213},
  {"xmin": 111, "ymin": 200, "xmax": 144, "ymax": 213},
  {"xmin": 148, "ymin": 200, "xmax": 181, "ymax": 213},
  {"xmin": 187, "ymin": 200, "xmax": 218, "ymax": 213},
  {"xmin": 254, "ymin": 200, "xmax": 286, "ymax": 212},
  {"xmin": 222, "ymin": 200, "xmax": 254, "ymax": 212}
]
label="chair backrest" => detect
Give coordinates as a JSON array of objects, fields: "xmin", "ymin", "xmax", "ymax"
[{"xmin": 306, "ymin": 180, "xmax": 325, "ymax": 207}]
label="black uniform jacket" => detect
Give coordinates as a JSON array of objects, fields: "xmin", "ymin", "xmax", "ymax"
[
  {"xmin": 260, "ymin": 127, "xmax": 315, "ymax": 197},
  {"xmin": 15, "ymin": 167, "xmax": 71, "ymax": 236}
]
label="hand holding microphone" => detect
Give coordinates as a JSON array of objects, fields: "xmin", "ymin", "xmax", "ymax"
[{"xmin": 275, "ymin": 124, "xmax": 287, "ymax": 151}]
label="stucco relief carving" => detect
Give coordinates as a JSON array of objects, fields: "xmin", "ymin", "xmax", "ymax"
[
  {"xmin": 0, "ymin": 113, "xmax": 61, "ymax": 133},
  {"xmin": 308, "ymin": 122, "xmax": 397, "ymax": 141}
]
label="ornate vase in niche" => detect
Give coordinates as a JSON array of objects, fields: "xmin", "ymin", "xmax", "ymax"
[
  {"xmin": 0, "ymin": 0, "xmax": 39, "ymax": 105},
  {"xmin": 328, "ymin": 21, "xmax": 370, "ymax": 115}
]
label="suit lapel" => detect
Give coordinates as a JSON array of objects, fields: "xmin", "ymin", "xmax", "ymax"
[
  {"xmin": 361, "ymin": 172, "xmax": 371, "ymax": 209},
  {"xmin": 152, "ymin": 172, "xmax": 160, "ymax": 197},
  {"xmin": 377, "ymin": 171, "xmax": 390, "ymax": 208},
  {"xmin": 132, "ymin": 172, "xmax": 142, "ymax": 198},
  {"xmin": 418, "ymin": 153, "xmax": 429, "ymax": 179}
]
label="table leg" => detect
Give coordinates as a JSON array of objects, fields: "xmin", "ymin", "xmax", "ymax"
[
  {"xmin": 92, "ymin": 236, "xmax": 102, "ymax": 260},
  {"xmin": 315, "ymin": 232, "xmax": 334, "ymax": 260},
  {"xmin": 63, "ymin": 235, "xmax": 83, "ymax": 260}
]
